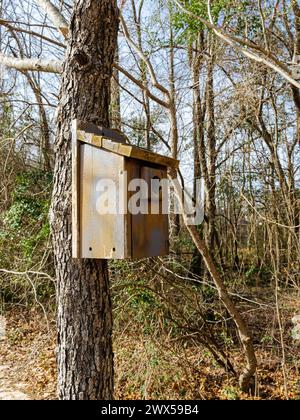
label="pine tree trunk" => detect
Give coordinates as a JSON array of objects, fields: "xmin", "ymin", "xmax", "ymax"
[{"xmin": 50, "ymin": 0, "xmax": 119, "ymax": 400}]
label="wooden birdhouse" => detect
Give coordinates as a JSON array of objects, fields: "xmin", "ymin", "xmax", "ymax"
[{"xmin": 72, "ymin": 120, "xmax": 179, "ymax": 259}]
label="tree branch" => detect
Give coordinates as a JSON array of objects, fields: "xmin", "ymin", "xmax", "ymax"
[
  {"xmin": 206, "ymin": 0, "xmax": 300, "ymax": 88},
  {"xmin": 0, "ymin": 19, "xmax": 66, "ymax": 49},
  {"xmin": 170, "ymin": 0, "xmax": 300, "ymax": 89},
  {"xmin": 0, "ymin": 53, "xmax": 62, "ymax": 73},
  {"xmin": 35, "ymin": 0, "xmax": 69, "ymax": 38},
  {"xmin": 114, "ymin": 62, "xmax": 170, "ymax": 108},
  {"xmin": 120, "ymin": 14, "xmax": 170, "ymax": 96}
]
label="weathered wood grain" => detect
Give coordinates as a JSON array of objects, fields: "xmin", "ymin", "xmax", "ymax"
[
  {"xmin": 75, "ymin": 128, "xmax": 179, "ymax": 169},
  {"xmin": 131, "ymin": 163, "xmax": 169, "ymax": 258},
  {"xmin": 80, "ymin": 145, "xmax": 126, "ymax": 259}
]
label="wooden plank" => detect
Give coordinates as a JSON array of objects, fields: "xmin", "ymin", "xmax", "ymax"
[
  {"xmin": 126, "ymin": 159, "xmax": 139, "ymax": 258},
  {"xmin": 74, "ymin": 119, "xmax": 179, "ymax": 168},
  {"xmin": 131, "ymin": 163, "xmax": 169, "ymax": 258},
  {"xmin": 101, "ymin": 138, "xmax": 179, "ymax": 168},
  {"xmin": 76, "ymin": 131, "xmax": 177, "ymax": 171},
  {"xmin": 101, "ymin": 139, "xmax": 130, "ymax": 156},
  {"xmin": 77, "ymin": 130, "xmax": 103, "ymax": 148},
  {"xmin": 76, "ymin": 119, "xmax": 127, "ymax": 143},
  {"xmin": 77, "ymin": 132, "xmax": 179, "ymax": 169},
  {"xmin": 124, "ymin": 159, "xmax": 137, "ymax": 258},
  {"xmin": 80, "ymin": 145, "xmax": 126, "ymax": 259},
  {"xmin": 101, "ymin": 139, "xmax": 179, "ymax": 169},
  {"xmin": 72, "ymin": 120, "xmax": 81, "ymax": 258},
  {"xmin": 128, "ymin": 146, "xmax": 179, "ymax": 169}
]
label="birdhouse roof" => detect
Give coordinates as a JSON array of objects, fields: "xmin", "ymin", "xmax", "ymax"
[{"xmin": 73, "ymin": 120, "xmax": 179, "ymax": 169}]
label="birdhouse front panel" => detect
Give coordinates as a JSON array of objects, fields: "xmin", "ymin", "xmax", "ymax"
[{"xmin": 80, "ymin": 144, "xmax": 127, "ymax": 259}]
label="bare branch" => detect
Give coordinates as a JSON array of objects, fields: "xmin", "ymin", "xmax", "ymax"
[
  {"xmin": 114, "ymin": 62, "xmax": 170, "ymax": 108},
  {"xmin": 0, "ymin": 53, "xmax": 62, "ymax": 73},
  {"xmin": 35, "ymin": 0, "xmax": 69, "ymax": 39},
  {"xmin": 120, "ymin": 14, "xmax": 169, "ymax": 96},
  {"xmin": 170, "ymin": 0, "xmax": 300, "ymax": 89},
  {"xmin": 0, "ymin": 19, "xmax": 66, "ymax": 49},
  {"xmin": 240, "ymin": 191, "xmax": 300, "ymax": 230},
  {"xmin": 206, "ymin": 0, "xmax": 300, "ymax": 89},
  {"xmin": 0, "ymin": 268, "xmax": 55, "ymax": 283},
  {"xmin": 0, "ymin": 268, "xmax": 55, "ymax": 331}
]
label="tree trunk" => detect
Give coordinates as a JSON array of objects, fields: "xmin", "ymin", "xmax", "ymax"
[
  {"xmin": 205, "ymin": 37, "xmax": 217, "ymax": 253},
  {"xmin": 168, "ymin": 5, "xmax": 181, "ymax": 237},
  {"xmin": 131, "ymin": 0, "xmax": 151, "ymax": 150},
  {"xmin": 111, "ymin": 45, "xmax": 122, "ymax": 131},
  {"xmin": 189, "ymin": 34, "xmax": 206, "ymax": 277},
  {"xmin": 50, "ymin": 0, "xmax": 119, "ymax": 400},
  {"xmin": 25, "ymin": 74, "xmax": 52, "ymax": 171}
]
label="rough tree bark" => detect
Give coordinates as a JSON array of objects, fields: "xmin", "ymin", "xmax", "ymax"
[
  {"xmin": 50, "ymin": 0, "xmax": 119, "ymax": 400},
  {"xmin": 111, "ymin": 45, "xmax": 122, "ymax": 131}
]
